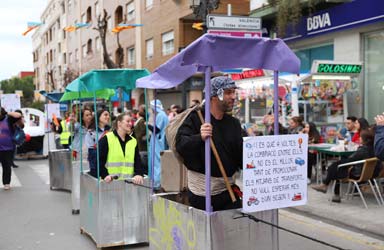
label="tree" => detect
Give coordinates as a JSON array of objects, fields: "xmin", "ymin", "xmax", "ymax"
[
  {"xmin": 94, "ymin": 9, "xmax": 118, "ymax": 69},
  {"xmin": 0, "ymin": 76, "xmax": 35, "ymax": 107},
  {"xmin": 63, "ymin": 68, "xmax": 79, "ymax": 88},
  {"xmin": 268, "ymin": 0, "xmax": 315, "ymax": 37}
]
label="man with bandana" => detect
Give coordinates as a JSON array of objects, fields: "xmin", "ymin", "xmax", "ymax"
[{"xmin": 176, "ymin": 76, "xmax": 243, "ymax": 211}]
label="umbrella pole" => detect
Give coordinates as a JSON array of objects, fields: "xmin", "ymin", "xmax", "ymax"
[
  {"xmin": 272, "ymin": 70, "xmax": 280, "ymax": 250},
  {"xmin": 204, "ymin": 66, "xmax": 212, "ymax": 213},
  {"xmin": 150, "ymin": 91, "xmax": 157, "ymax": 194}
]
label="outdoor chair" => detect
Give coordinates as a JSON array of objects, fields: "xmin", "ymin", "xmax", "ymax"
[
  {"xmin": 373, "ymin": 163, "xmax": 384, "ymax": 205},
  {"xmin": 334, "ymin": 157, "xmax": 381, "ymax": 209}
]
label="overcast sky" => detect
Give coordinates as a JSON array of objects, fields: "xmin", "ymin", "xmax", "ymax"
[{"xmin": 0, "ymin": 0, "xmax": 47, "ymax": 80}]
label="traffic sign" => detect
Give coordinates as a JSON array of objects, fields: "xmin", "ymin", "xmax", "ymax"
[
  {"xmin": 207, "ymin": 15, "xmax": 261, "ymax": 31},
  {"xmin": 208, "ymin": 29, "xmax": 262, "ymax": 38}
]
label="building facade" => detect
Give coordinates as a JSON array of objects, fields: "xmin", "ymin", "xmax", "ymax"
[
  {"xmin": 250, "ymin": 0, "xmax": 384, "ymax": 123},
  {"xmin": 32, "ymin": 0, "xmax": 250, "ymax": 109}
]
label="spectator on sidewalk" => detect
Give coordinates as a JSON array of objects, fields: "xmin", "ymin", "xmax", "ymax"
[
  {"xmin": 374, "ymin": 112, "xmax": 384, "ymax": 160},
  {"xmin": 0, "ymin": 107, "xmax": 22, "ymax": 190},
  {"xmin": 351, "ymin": 117, "xmax": 370, "ymax": 144},
  {"xmin": 312, "ymin": 129, "xmax": 378, "ymax": 202},
  {"xmin": 337, "ymin": 116, "xmax": 357, "ymax": 140},
  {"xmin": 287, "ymin": 116, "xmax": 304, "ymax": 134},
  {"xmin": 301, "ymin": 122, "xmax": 321, "ymax": 184}
]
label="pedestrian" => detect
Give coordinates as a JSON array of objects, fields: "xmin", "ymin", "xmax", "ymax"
[
  {"xmin": 301, "ymin": 122, "xmax": 321, "ymax": 184},
  {"xmin": 70, "ymin": 106, "xmax": 93, "ymax": 160},
  {"xmin": 95, "ymin": 112, "xmax": 144, "ymax": 184},
  {"xmin": 59, "ymin": 112, "xmax": 71, "ymax": 149},
  {"xmin": 374, "ymin": 112, "xmax": 384, "ymax": 160},
  {"xmin": 86, "ymin": 109, "xmax": 111, "ymax": 177},
  {"xmin": 287, "ymin": 116, "xmax": 304, "ymax": 134},
  {"xmin": 0, "ymin": 107, "xmax": 22, "ymax": 190},
  {"xmin": 175, "ymin": 76, "xmax": 242, "ymax": 211},
  {"xmin": 133, "ymin": 105, "xmax": 147, "ymax": 152},
  {"xmin": 148, "ymin": 99, "xmax": 169, "ymax": 190}
]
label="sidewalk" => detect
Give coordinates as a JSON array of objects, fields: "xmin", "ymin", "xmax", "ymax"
[{"xmin": 287, "ymin": 186, "xmax": 384, "ymax": 239}]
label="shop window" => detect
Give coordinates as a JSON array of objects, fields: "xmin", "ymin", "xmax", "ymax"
[
  {"xmin": 295, "ymin": 44, "xmax": 333, "ymax": 72},
  {"xmin": 364, "ymin": 31, "xmax": 384, "ymax": 122}
]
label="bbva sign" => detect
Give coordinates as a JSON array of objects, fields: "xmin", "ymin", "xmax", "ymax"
[{"xmin": 307, "ymin": 13, "xmax": 331, "ymax": 32}]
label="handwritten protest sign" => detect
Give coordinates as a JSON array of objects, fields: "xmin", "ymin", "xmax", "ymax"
[
  {"xmin": 0, "ymin": 94, "xmax": 21, "ymax": 112},
  {"xmin": 242, "ymin": 134, "xmax": 308, "ymax": 213}
]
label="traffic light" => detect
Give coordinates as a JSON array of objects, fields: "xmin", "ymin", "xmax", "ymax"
[{"xmin": 192, "ymin": 22, "xmax": 205, "ymax": 31}]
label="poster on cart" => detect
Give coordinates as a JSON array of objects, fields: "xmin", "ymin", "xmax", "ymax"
[
  {"xmin": 0, "ymin": 94, "xmax": 21, "ymax": 112},
  {"xmin": 242, "ymin": 134, "xmax": 308, "ymax": 213}
]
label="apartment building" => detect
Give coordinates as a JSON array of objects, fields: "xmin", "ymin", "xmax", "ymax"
[
  {"xmin": 33, "ymin": 0, "xmax": 250, "ymax": 108},
  {"xmin": 33, "ymin": 0, "xmax": 67, "ymax": 96}
]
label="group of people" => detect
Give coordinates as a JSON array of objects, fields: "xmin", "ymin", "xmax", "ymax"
[
  {"xmin": 50, "ymin": 101, "xmax": 171, "ymax": 188},
  {"xmin": 307, "ymin": 115, "xmax": 384, "ymax": 203},
  {"xmin": 3, "ymin": 76, "xmax": 384, "ymax": 212}
]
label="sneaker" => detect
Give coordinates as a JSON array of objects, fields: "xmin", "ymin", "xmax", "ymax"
[
  {"xmin": 311, "ymin": 184, "xmax": 327, "ymax": 193},
  {"xmin": 12, "ymin": 164, "xmax": 19, "ymax": 168},
  {"xmin": 331, "ymin": 195, "xmax": 341, "ymax": 203},
  {"xmin": 4, "ymin": 184, "xmax": 10, "ymax": 190},
  {"xmin": 307, "ymin": 178, "xmax": 311, "ymax": 185}
]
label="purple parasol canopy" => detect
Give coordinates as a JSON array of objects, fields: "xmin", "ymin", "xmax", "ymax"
[{"xmin": 136, "ymin": 34, "xmax": 300, "ymax": 89}]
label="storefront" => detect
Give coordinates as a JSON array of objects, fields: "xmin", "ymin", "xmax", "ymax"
[
  {"xmin": 293, "ymin": 60, "xmax": 362, "ymax": 143},
  {"xmin": 270, "ymin": 0, "xmax": 384, "ymax": 122}
]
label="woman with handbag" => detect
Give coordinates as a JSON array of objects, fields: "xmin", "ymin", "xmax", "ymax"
[{"xmin": 0, "ymin": 107, "xmax": 22, "ymax": 190}]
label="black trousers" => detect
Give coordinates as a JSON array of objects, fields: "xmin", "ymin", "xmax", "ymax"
[
  {"xmin": 324, "ymin": 160, "xmax": 350, "ymax": 195},
  {"xmin": 307, "ymin": 152, "xmax": 317, "ymax": 179},
  {"xmin": 0, "ymin": 150, "xmax": 14, "ymax": 185},
  {"xmin": 188, "ymin": 189, "xmax": 242, "ymax": 212}
]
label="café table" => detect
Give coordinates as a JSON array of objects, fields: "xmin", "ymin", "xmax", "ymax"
[{"xmin": 308, "ymin": 143, "xmax": 356, "ymax": 184}]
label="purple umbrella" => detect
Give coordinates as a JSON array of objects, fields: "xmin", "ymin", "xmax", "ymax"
[{"xmin": 136, "ymin": 34, "xmax": 300, "ymax": 213}]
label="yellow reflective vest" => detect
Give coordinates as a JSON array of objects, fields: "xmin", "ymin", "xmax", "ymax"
[
  {"xmin": 105, "ymin": 132, "xmax": 136, "ymax": 179},
  {"xmin": 60, "ymin": 120, "xmax": 71, "ymax": 145}
]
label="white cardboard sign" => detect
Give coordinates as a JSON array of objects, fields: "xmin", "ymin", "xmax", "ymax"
[
  {"xmin": 0, "ymin": 94, "xmax": 21, "ymax": 112},
  {"xmin": 242, "ymin": 134, "xmax": 308, "ymax": 213}
]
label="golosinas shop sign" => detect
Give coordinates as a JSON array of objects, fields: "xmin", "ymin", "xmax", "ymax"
[{"xmin": 311, "ymin": 60, "xmax": 362, "ymax": 75}]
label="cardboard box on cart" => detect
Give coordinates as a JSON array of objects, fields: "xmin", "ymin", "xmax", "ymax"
[{"xmin": 160, "ymin": 150, "xmax": 188, "ymax": 192}]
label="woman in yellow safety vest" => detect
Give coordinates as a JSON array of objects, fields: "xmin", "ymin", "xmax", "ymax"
[
  {"xmin": 96, "ymin": 112, "xmax": 144, "ymax": 184},
  {"xmin": 59, "ymin": 112, "xmax": 71, "ymax": 149}
]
